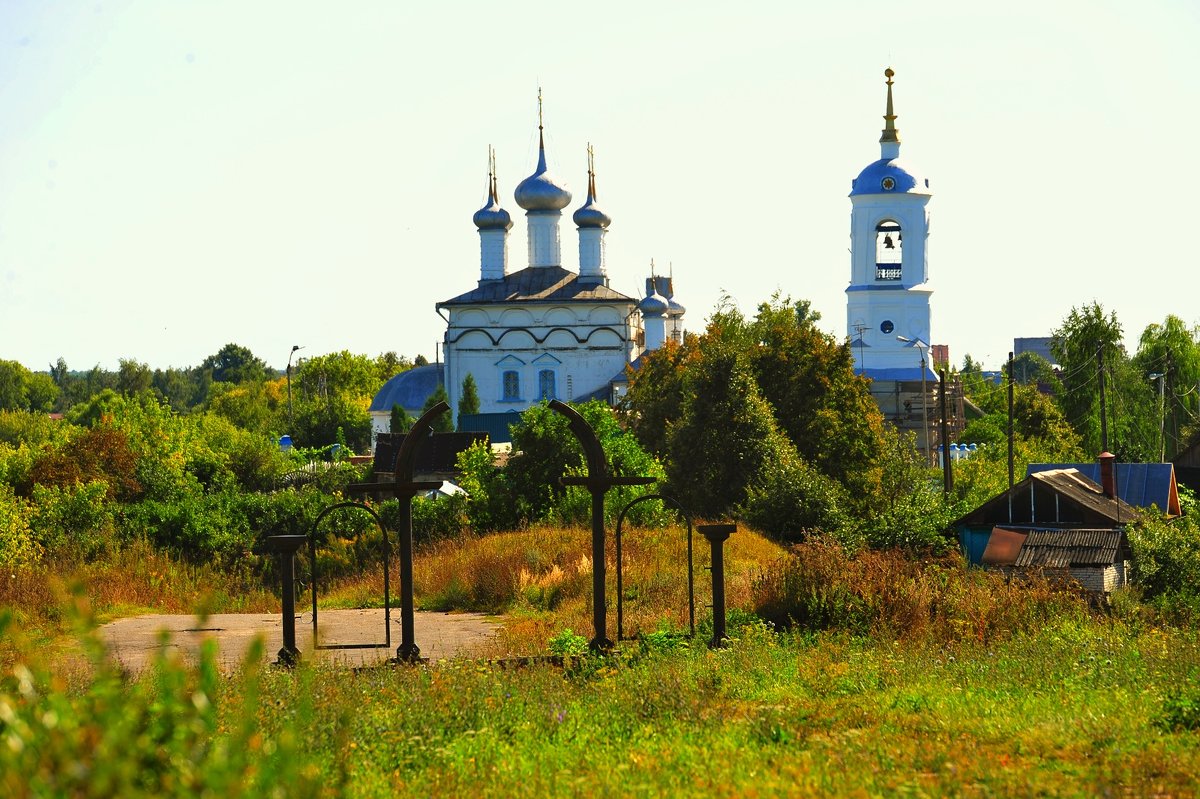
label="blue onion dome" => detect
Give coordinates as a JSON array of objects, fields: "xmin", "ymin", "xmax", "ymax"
[
  {"xmin": 473, "ymin": 191, "xmax": 512, "ymax": 230},
  {"xmin": 639, "ymin": 287, "xmax": 668, "ymax": 316},
  {"xmin": 515, "ymin": 133, "xmax": 572, "ymax": 211},
  {"xmin": 850, "ymin": 158, "xmax": 930, "ymax": 196}
]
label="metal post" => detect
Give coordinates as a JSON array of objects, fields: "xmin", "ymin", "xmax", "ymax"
[
  {"xmin": 919, "ymin": 350, "xmax": 930, "ymax": 466},
  {"xmin": 345, "ymin": 402, "xmax": 449, "ymax": 664},
  {"xmin": 939, "ymin": 369, "xmax": 953, "ymax": 495},
  {"xmin": 287, "ymin": 345, "xmax": 301, "ymax": 429},
  {"xmin": 265, "ymin": 534, "xmax": 308, "ymax": 666},
  {"xmin": 698, "ymin": 524, "xmax": 735, "ymax": 648},
  {"xmin": 549, "ymin": 401, "xmax": 654, "ymax": 652}
]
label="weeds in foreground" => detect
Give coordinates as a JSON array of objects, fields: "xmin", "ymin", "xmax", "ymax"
[{"xmin": 0, "ymin": 597, "xmax": 324, "ymax": 799}]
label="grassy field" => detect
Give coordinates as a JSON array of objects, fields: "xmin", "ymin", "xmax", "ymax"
[{"xmin": 3, "ymin": 526, "xmax": 1199, "ymax": 797}]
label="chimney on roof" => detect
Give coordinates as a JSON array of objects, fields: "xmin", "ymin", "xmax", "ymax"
[{"xmin": 1099, "ymin": 451, "xmax": 1116, "ymax": 499}]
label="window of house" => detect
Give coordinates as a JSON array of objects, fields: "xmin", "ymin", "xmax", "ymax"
[
  {"xmin": 502, "ymin": 370, "xmax": 520, "ymax": 401},
  {"xmin": 538, "ymin": 369, "xmax": 556, "ymax": 401}
]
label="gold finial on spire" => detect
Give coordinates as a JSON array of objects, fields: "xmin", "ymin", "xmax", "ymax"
[
  {"xmin": 650, "ymin": 257, "xmax": 656, "ymax": 277},
  {"xmin": 587, "ymin": 142, "xmax": 596, "ymax": 199},
  {"xmin": 537, "ymin": 86, "xmax": 544, "ymax": 132},
  {"xmin": 880, "ymin": 67, "xmax": 900, "ymax": 145},
  {"xmin": 489, "ymin": 145, "xmax": 498, "ymax": 203}
]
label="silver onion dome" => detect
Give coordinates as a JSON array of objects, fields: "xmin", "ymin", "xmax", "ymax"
[
  {"xmin": 515, "ymin": 135, "xmax": 572, "ymax": 212},
  {"xmin": 573, "ymin": 197, "xmax": 610, "ymax": 228},
  {"xmin": 473, "ymin": 195, "xmax": 512, "ymax": 230},
  {"xmin": 573, "ymin": 149, "xmax": 611, "ymax": 228},
  {"xmin": 667, "ymin": 295, "xmax": 686, "ymax": 317},
  {"xmin": 572, "ymin": 177, "xmax": 611, "ymax": 227},
  {"xmin": 639, "ymin": 288, "xmax": 668, "ymax": 316}
]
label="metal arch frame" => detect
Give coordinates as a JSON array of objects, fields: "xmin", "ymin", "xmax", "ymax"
[
  {"xmin": 308, "ymin": 500, "xmax": 391, "ymax": 651},
  {"xmin": 547, "ymin": 400, "xmax": 655, "ymax": 650},
  {"xmin": 345, "ymin": 400, "xmax": 449, "ymax": 663},
  {"xmin": 614, "ymin": 494, "xmax": 695, "ymax": 641}
]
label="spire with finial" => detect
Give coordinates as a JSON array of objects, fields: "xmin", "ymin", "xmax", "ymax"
[
  {"xmin": 879, "ymin": 67, "xmax": 901, "ymax": 157},
  {"xmin": 573, "ymin": 142, "xmax": 611, "ymax": 229},
  {"xmin": 474, "ymin": 145, "xmax": 512, "ymax": 231},
  {"xmin": 515, "ymin": 87, "xmax": 572, "ymax": 213}
]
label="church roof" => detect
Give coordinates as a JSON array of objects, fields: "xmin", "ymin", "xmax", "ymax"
[
  {"xmin": 369, "ymin": 363, "xmax": 444, "ymax": 413},
  {"xmin": 437, "ymin": 266, "xmax": 635, "ymax": 307},
  {"xmin": 850, "ymin": 157, "xmax": 929, "ymax": 197}
]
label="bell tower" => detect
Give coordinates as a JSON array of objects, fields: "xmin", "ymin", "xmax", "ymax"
[{"xmin": 846, "ymin": 68, "xmax": 934, "ymax": 380}]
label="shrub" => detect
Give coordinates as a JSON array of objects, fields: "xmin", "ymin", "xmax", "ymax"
[
  {"xmin": 740, "ymin": 452, "xmax": 849, "ymax": 542},
  {"xmin": 1128, "ymin": 512, "xmax": 1200, "ymax": 622},
  {"xmin": 753, "ymin": 538, "xmax": 1087, "ymax": 644},
  {"xmin": 0, "ymin": 484, "xmax": 38, "ymax": 568},
  {"xmin": 29, "ymin": 480, "xmax": 115, "ymax": 558}
]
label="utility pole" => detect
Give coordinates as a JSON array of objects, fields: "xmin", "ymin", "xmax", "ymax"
[
  {"xmin": 1007, "ymin": 351, "xmax": 1014, "ymax": 490},
  {"xmin": 1150, "ymin": 372, "xmax": 1166, "ymax": 462},
  {"xmin": 1098, "ymin": 345, "xmax": 1109, "ymax": 454},
  {"xmin": 287, "ymin": 345, "xmax": 303, "ymax": 429},
  {"xmin": 939, "ymin": 369, "xmax": 953, "ymax": 496}
]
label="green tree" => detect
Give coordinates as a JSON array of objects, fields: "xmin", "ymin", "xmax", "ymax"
[
  {"xmin": 457, "ymin": 373, "xmax": 480, "ymax": 430},
  {"xmin": 0, "ymin": 361, "xmax": 58, "ymax": 413},
  {"xmin": 117, "ymin": 358, "xmax": 153, "ymax": 396},
  {"xmin": 665, "ymin": 343, "xmax": 795, "ymax": 519},
  {"xmin": 390, "ymin": 404, "xmax": 413, "ymax": 433},
  {"xmin": 422, "ymin": 384, "xmax": 453, "ymax": 432},
  {"xmin": 374, "ymin": 351, "xmax": 413, "ymax": 384},
  {"xmin": 0, "ymin": 361, "xmax": 30, "ymax": 412},
  {"xmin": 1135, "ymin": 315, "xmax": 1200, "ymax": 460},
  {"xmin": 202, "ymin": 343, "xmax": 270, "ymax": 384},
  {"xmin": 744, "ymin": 294, "xmax": 888, "ymax": 500},
  {"xmin": 24, "ymin": 373, "xmax": 59, "ymax": 413},
  {"xmin": 1052, "ymin": 302, "xmax": 1157, "ymax": 460}
]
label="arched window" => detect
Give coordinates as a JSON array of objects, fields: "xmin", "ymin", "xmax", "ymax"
[
  {"xmin": 502, "ymin": 370, "xmax": 520, "ymax": 402},
  {"xmin": 875, "ymin": 220, "xmax": 902, "ymax": 280},
  {"xmin": 538, "ymin": 370, "xmax": 556, "ymax": 401}
]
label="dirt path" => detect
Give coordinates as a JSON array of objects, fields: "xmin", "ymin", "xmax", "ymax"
[{"xmin": 100, "ymin": 609, "xmax": 501, "ymax": 672}]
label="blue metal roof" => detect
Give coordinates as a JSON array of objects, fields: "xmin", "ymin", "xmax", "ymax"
[
  {"xmin": 369, "ymin": 364, "xmax": 444, "ymax": 413},
  {"xmin": 1027, "ymin": 463, "xmax": 1179, "ymax": 515},
  {"xmin": 857, "ymin": 365, "xmax": 939, "ymax": 382},
  {"xmin": 457, "ymin": 411, "xmax": 524, "ymax": 444},
  {"xmin": 850, "ymin": 158, "xmax": 930, "ymax": 197}
]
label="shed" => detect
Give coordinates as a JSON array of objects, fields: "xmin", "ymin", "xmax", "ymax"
[
  {"xmin": 982, "ymin": 527, "xmax": 1132, "ymax": 595},
  {"xmin": 954, "ymin": 468, "xmax": 1141, "ymax": 569}
]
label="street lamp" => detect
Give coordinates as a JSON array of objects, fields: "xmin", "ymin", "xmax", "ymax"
[
  {"xmin": 897, "ymin": 335, "xmax": 931, "ymax": 465},
  {"xmin": 1149, "ymin": 372, "xmax": 1165, "ymax": 462},
  {"xmin": 287, "ymin": 345, "xmax": 303, "ymax": 429}
]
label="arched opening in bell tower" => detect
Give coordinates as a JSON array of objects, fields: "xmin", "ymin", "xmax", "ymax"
[{"xmin": 875, "ymin": 220, "xmax": 902, "ymax": 280}]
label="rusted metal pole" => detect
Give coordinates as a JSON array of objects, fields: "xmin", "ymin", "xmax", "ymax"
[
  {"xmin": 698, "ymin": 524, "xmax": 735, "ymax": 648},
  {"xmin": 346, "ymin": 402, "xmax": 448, "ymax": 664},
  {"xmin": 549, "ymin": 401, "xmax": 654, "ymax": 651},
  {"xmin": 265, "ymin": 534, "xmax": 308, "ymax": 666}
]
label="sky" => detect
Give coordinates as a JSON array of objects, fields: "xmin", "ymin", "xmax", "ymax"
[{"xmin": 1, "ymin": 0, "xmax": 1198, "ymax": 373}]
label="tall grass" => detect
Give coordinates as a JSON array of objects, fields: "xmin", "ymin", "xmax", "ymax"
[
  {"xmin": 315, "ymin": 523, "xmax": 784, "ymax": 655},
  {"xmin": 753, "ymin": 537, "xmax": 1089, "ymax": 644}
]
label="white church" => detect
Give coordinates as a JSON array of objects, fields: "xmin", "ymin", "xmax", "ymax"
[{"xmin": 370, "ymin": 104, "xmax": 684, "ymax": 441}]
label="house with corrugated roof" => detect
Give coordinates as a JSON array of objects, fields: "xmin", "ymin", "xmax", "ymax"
[{"xmin": 955, "ymin": 455, "xmax": 1141, "ymax": 595}]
